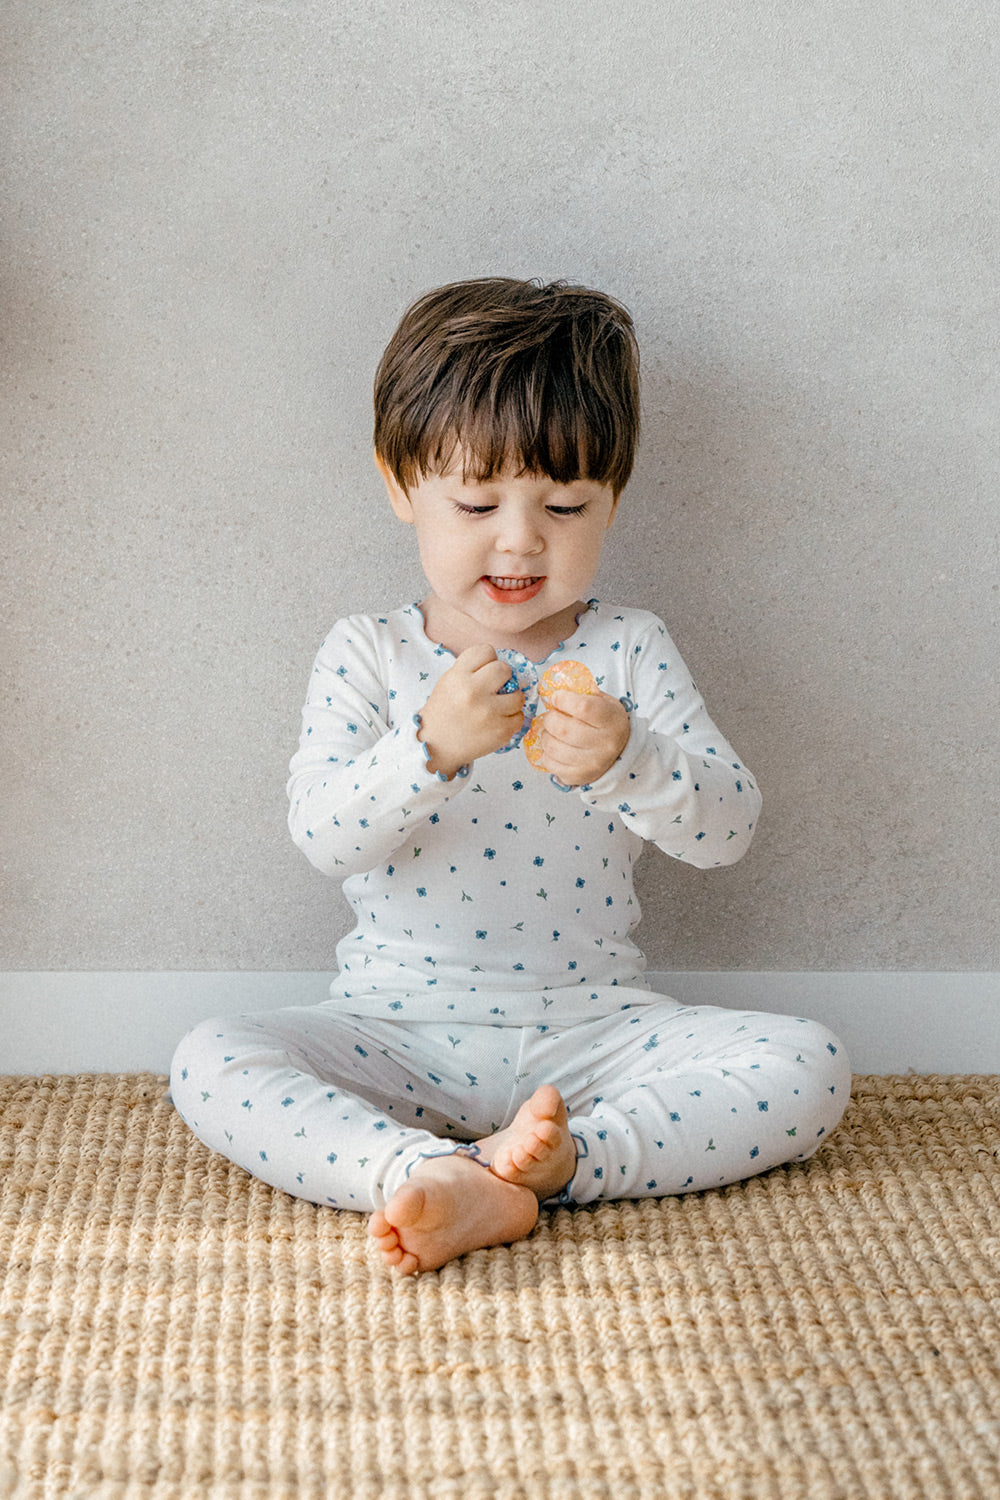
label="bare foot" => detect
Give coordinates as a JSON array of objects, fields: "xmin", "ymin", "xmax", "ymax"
[
  {"xmin": 478, "ymin": 1084, "xmax": 577, "ymax": 1200},
  {"xmin": 368, "ymin": 1153, "xmax": 539, "ymax": 1275}
]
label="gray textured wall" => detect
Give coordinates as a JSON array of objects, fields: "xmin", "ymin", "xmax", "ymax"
[{"xmin": 4, "ymin": 1, "xmax": 997, "ymax": 975}]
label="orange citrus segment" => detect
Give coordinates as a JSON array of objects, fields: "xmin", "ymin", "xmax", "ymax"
[
  {"xmin": 538, "ymin": 660, "xmax": 598, "ymax": 700},
  {"xmin": 522, "ymin": 716, "xmax": 547, "ymax": 767},
  {"xmin": 523, "ymin": 662, "xmax": 597, "ymax": 771}
]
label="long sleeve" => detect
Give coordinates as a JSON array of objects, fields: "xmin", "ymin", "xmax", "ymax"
[
  {"xmin": 286, "ymin": 616, "xmax": 467, "ymax": 879},
  {"xmin": 578, "ymin": 617, "xmax": 761, "ymax": 868}
]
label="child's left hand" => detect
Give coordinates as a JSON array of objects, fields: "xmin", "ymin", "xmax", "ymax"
[{"xmin": 529, "ymin": 691, "xmax": 631, "ymax": 786}]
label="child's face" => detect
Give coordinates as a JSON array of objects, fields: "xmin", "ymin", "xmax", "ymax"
[{"xmin": 378, "ymin": 454, "xmax": 619, "ymax": 655}]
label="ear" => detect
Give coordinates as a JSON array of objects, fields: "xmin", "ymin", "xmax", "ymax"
[{"xmin": 374, "ymin": 451, "xmax": 414, "ymax": 523}]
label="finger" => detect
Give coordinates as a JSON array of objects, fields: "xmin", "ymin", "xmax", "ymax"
[
  {"xmin": 498, "ymin": 695, "xmax": 526, "ymax": 722},
  {"xmin": 470, "ymin": 654, "xmax": 515, "ymax": 684},
  {"xmin": 541, "ymin": 706, "xmax": 600, "ymax": 748},
  {"xmin": 549, "ymin": 690, "xmax": 616, "ymax": 724},
  {"xmin": 490, "ymin": 678, "xmax": 526, "ymax": 711},
  {"xmin": 532, "ymin": 741, "xmax": 583, "ymax": 785},
  {"xmin": 475, "ymin": 656, "xmax": 519, "ymax": 690},
  {"xmin": 456, "ymin": 644, "xmax": 500, "ymax": 673}
]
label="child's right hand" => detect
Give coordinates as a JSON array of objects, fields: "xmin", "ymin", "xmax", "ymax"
[{"xmin": 417, "ymin": 646, "xmax": 525, "ymax": 780}]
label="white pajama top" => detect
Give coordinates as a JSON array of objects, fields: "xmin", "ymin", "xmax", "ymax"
[{"xmin": 287, "ymin": 599, "xmax": 761, "ymax": 1026}]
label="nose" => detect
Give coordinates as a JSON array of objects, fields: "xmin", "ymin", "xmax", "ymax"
[{"xmin": 497, "ymin": 505, "xmax": 544, "ymax": 556}]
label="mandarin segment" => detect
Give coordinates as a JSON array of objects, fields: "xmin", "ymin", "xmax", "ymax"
[
  {"xmin": 539, "ymin": 659, "xmax": 597, "ymax": 699},
  {"xmin": 522, "ymin": 716, "xmax": 547, "ymax": 766},
  {"xmin": 523, "ymin": 661, "xmax": 598, "ymax": 771}
]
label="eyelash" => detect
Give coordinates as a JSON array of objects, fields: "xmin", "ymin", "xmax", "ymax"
[{"xmin": 453, "ymin": 504, "xmax": 588, "ymax": 517}]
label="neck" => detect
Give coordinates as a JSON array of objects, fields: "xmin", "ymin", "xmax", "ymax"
[{"xmin": 417, "ymin": 598, "xmax": 590, "ymax": 661}]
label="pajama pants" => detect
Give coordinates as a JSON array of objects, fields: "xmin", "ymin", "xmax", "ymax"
[{"xmin": 169, "ymin": 994, "xmax": 851, "ymax": 1213}]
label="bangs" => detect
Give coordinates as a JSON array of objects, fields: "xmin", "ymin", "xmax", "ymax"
[{"xmin": 414, "ymin": 352, "xmax": 623, "ymax": 491}]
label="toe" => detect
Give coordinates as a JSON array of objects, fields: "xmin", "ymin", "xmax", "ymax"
[
  {"xmin": 532, "ymin": 1084, "xmax": 564, "ymax": 1121},
  {"xmin": 384, "ymin": 1182, "xmax": 428, "ymax": 1230}
]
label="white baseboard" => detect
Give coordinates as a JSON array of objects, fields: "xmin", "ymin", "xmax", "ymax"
[{"xmin": 1, "ymin": 971, "xmax": 998, "ymax": 1077}]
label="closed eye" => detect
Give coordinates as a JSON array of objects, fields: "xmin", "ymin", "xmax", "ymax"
[{"xmin": 451, "ymin": 502, "xmax": 589, "ymax": 517}]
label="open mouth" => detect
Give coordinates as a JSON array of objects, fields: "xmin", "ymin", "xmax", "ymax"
[{"xmin": 481, "ymin": 575, "xmax": 546, "ymax": 603}]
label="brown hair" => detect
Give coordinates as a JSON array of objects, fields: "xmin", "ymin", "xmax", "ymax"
[{"xmin": 373, "ymin": 277, "xmax": 640, "ymax": 496}]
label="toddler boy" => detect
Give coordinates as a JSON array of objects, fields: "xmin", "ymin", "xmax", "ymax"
[{"xmin": 171, "ymin": 277, "xmax": 850, "ymax": 1274}]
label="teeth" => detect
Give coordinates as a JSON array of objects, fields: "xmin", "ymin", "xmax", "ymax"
[{"xmin": 490, "ymin": 577, "xmax": 538, "ymax": 589}]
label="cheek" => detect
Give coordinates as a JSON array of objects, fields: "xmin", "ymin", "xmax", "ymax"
[
  {"xmin": 415, "ymin": 522, "xmax": 447, "ymax": 560},
  {"xmin": 417, "ymin": 525, "xmax": 475, "ymax": 582},
  {"xmin": 572, "ymin": 532, "xmax": 607, "ymax": 577}
]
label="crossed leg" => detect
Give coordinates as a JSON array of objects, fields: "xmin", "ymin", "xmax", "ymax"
[
  {"xmin": 369, "ymin": 1004, "xmax": 851, "ymax": 1273},
  {"xmin": 368, "ymin": 1084, "xmax": 577, "ymax": 1274}
]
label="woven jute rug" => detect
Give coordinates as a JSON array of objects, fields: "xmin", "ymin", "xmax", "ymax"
[{"xmin": 2, "ymin": 1074, "xmax": 1000, "ymax": 1500}]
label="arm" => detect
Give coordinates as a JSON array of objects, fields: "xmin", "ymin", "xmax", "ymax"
[
  {"xmin": 531, "ymin": 620, "xmax": 761, "ymax": 868},
  {"xmin": 584, "ymin": 622, "xmax": 761, "ymax": 867},
  {"xmin": 286, "ymin": 621, "xmax": 524, "ymax": 878},
  {"xmin": 286, "ymin": 618, "xmax": 458, "ymax": 878}
]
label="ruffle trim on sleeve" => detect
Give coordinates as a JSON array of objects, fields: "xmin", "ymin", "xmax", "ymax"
[{"xmin": 412, "ymin": 712, "xmax": 471, "ymax": 783}]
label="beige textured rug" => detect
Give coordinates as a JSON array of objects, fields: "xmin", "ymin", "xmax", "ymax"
[{"xmin": 2, "ymin": 1074, "xmax": 1000, "ymax": 1500}]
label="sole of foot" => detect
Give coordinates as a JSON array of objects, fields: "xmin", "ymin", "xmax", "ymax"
[
  {"xmin": 479, "ymin": 1084, "xmax": 577, "ymax": 1200},
  {"xmin": 369, "ymin": 1153, "xmax": 539, "ymax": 1275}
]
